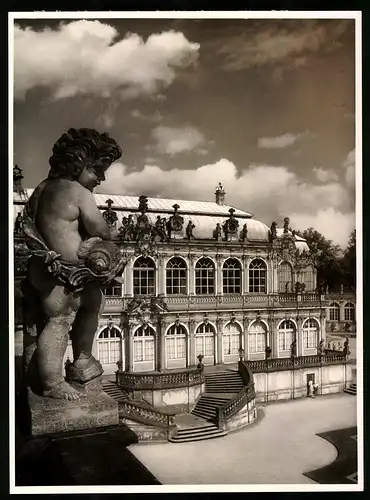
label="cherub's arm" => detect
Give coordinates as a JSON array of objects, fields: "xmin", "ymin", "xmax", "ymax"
[{"xmin": 78, "ymin": 188, "xmax": 113, "ymax": 240}]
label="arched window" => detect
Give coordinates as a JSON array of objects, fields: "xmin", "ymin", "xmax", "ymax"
[
  {"xmin": 302, "ymin": 318, "xmax": 319, "ymax": 349},
  {"xmin": 133, "ymin": 257, "xmax": 155, "ymax": 296},
  {"xmin": 195, "ymin": 258, "xmax": 215, "ymax": 295},
  {"xmin": 344, "ymin": 302, "xmax": 355, "ymax": 321},
  {"xmin": 248, "ymin": 321, "xmax": 267, "ymax": 354},
  {"xmin": 278, "ymin": 261, "xmax": 293, "ymax": 293},
  {"xmin": 278, "ymin": 320, "xmax": 295, "ymax": 353},
  {"xmin": 249, "ymin": 259, "xmax": 267, "ymax": 293},
  {"xmin": 303, "ymin": 266, "xmax": 314, "ymax": 292},
  {"xmin": 102, "ymin": 283, "xmax": 122, "ymax": 297},
  {"xmin": 328, "ymin": 302, "xmax": 340, "ymax": 321},
  {"xmin": 133, "ymin": 325, "xmax": 155, "ymax": 363},
  {"xmin": 223, "ymin": 259, "xmax": 242, "ymax": 294},
  {"xmin": 166, "ymin": 324, "xmax": 187, "ymax": 361},
  {"xmin": 195, "ymin": 322, "xmax": 215, "ymax": 358},
  {"xmin": 166, "ymin": 257, "xmax": 187, "ymax": 295},
  {"xmin": 223, "ymin": 322, "xmax": 242, "ymax": 357},
  {"xmin": 97, "ymin": 325, "xmax": 122, "ymax": 365}
]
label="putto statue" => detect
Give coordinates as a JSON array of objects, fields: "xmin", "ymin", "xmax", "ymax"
[{"xmin": 22, "ymin": 128, "xmax": 126, "ymax": 401}]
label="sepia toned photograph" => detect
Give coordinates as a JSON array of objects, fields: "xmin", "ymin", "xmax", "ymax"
[{"xmin": 10, "ymin": 11, "xmax": 362, "ymax": 492}]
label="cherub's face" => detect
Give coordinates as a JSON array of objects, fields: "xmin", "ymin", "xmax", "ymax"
[{"xmin": 78, "ymin": 161, "xmax": 108, "ymax": 192}]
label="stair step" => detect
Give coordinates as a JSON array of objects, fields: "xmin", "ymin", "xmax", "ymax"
[
  {"xmin": 191, "ymin": 409, "xmax": 216, "ymax": 418},
  {"xmin": 196, "ymin": 401, "xmax": 224, "ymax": 408},
  {"xmin": 169, "ymin": 430, "xmax": 227, "ymax": 443},
  {"xmin": 175, "ymin": 425, "xmax": 218, "ymax": 436},
  {"xmin": 344, "ymin": 389, "xmax": 357, "ymax": 395}
]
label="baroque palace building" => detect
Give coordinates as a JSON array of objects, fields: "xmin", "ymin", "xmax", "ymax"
[
  {"xmin": 14, "ymin": 170, "xmax": 329, "ymax": 377},
  {"xmin": 13, "ymin": 167, "xmax": 356, "ymax": 441}
]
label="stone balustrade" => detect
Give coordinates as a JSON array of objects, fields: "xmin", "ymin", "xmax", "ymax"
[
  {"xmin": 119, "ymin": 400, "xmax": 171, "ymax": 428},
  {"xmin": 247, "ymin": 352, "xmax": 348, "ymax": 373},
  {"xmin": 117, "ymin": 366, "xmax": 205, "ymax": 391}
]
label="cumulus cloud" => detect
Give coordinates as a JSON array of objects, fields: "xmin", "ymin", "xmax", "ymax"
[
  {"xmin": 313, "ymin": 167, "xmax": 339, "ymax": 183},
  {"xmin": 14, "ymin": 20, "xmax": 200, "ymax": 100},
  {"xmin": 218, "ymin": 20, "xmax": 350, "ymax": 71},
  {"xmin": 98, "ymin": 157, "xmax": 353, "ymax": 246},
  {"xmin": 151, "ymin": 125, "xmax": 207, "ymax": 155},
  {"xmin": 258, "ymin": 132, "xmax": 306, "ymax": 149},
  {"xmin": 290, "ymin": 208, "xmax": 355, "ymax": 248},
  {"xmin": 342, "ymin": 148, "xmax": 355, "ymax": 187}
]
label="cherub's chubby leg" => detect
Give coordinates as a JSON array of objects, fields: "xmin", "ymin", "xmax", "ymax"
[
  {"xmin": 68, "ymin": 283, "xmax": 104, "ymax": 382},
  {"xmin": 37, "ymin": 284, "xmax": 85, "ymax": 401}
]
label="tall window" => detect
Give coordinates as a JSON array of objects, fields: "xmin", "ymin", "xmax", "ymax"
[
  {"xmin": 166, "ymin": 324, "xmax": 187, "ymax": 360},
  {"xmin": 278, "ymin": 261, "xmax": 293, "ymax": 293},
  {"xmin": 166, "ymin": 257, "xmax": 187, "ymax": 295},
  {"xmin": 278, "ymin": 320, "xmax": 295, "ymax": 352},
  {"xmin": 97, "ymin": 326, "xmax": 121, "ymax": 365},
  {"xmin": 249, "ymin": 259, "xmax": 267, "ymax": 293},
  {"xmin": 223, "ymin": 322, "xmax": 241, "ymax": 356},
  {"xmin": 133, "ymin": 257, "xmax": 155, "ymax": 296},
  {"xmin": 195, "ymin": 258, "xmax": 215, "ymax": 295},
  {"xmin": 248, "ymin": 321, "xmax": 266, "ymax": 354},
  {"xmin": 133, "ymin": 325, "xmax": 155, "ymax": 362},
  {"xmin": 195, "ymin": 322, "xmax": 215, "ymax": 357},
  {"xmin": 344, "ymin": 302, "xmax": 355, "ymax": 321},
  {"xmin": 223, "ymin": 259, "xmax": 242, "ymax": 294},
  {"xmin": 102, "ymin": 283, "xmax": 122, "ymax": 297},
  {"xmin": 303, "ymin": 266, "xmax": 314, "ymax": 291},
  {"xmin": 328, "ymin": 302, "xmax": 340, "ymax": 321},
  {"xmin": 302, "ymin": 318, "xmax": 319, "ymax": 349}
]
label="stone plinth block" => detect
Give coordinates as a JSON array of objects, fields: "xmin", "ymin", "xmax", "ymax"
[{"xmin": 27, "ymin": 388, "xmax": 119, "ymax": 437}]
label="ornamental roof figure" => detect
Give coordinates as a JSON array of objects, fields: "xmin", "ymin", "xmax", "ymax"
[{"xmin": 215, "ymin": 182, "xmax": 226, "ymax": 206}]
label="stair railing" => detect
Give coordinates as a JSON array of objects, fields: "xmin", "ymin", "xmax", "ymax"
[
  {"xmin": 119, "ymin": 399, "xmax": 177, "ymax": 439},
  {"xmin": 215, "ymin": 360, "xmax": 256, "ymax": 430}
]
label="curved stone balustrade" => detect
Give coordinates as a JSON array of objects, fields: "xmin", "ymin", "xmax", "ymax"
[
  {"xmin": 117, "ymin": 366, "xmax": 205, "ymax": 391},
  {"xmin": 119, "ymin": 400, "xmax": 171, "ymax": 428}
]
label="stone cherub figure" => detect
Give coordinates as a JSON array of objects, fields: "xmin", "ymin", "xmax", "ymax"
[{"xmin": 22, "ymin": 128, "xmax": 126, "ymax": 401}]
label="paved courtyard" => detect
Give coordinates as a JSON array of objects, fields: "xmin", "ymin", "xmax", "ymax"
[{"xmin": 130, "ymin": 393, "xmax": 357, "ymax": 485}]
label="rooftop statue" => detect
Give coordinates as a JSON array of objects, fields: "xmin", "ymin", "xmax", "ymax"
[{"xmin": 22, "ymin": 128, "xmax": 126, "ymax": 401}]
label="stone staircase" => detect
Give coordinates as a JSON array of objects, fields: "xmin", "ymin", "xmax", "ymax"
[
  {"xmin": 190, "ymin": 394, "xmax": 231, "ymax": 421},
  {"xmin": 102, "ymin": 380, "xmax": 154, "ymax": 409},
  {"xmin": 344, "ymin": 382, "xmax": 357, "ymax": 395},
  {"xmin": 102, "ymin": 380, "xmax": 129, "ymax": 402},
  {"xmin": 205, "ymin": 370, "xmax": 244, "ymax": 393},
  {"xmin": 169, "ymin": 422, "xmax": 227, "ymax": 443}
]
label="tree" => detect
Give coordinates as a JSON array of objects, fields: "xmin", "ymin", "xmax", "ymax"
[
  {"xmin": 296, "ymin": 227, "xmax": 344, "ymax": 291},
  {"xmin": 341, "ymin": 230, "xmax": 356, "ymax": 289}
]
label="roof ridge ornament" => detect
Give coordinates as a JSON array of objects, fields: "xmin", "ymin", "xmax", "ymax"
[
  {"xmin": 215, "ymin": 182, "xmax": 225, "ymax": 205},
  {"xmin": 222, "ymin": 207, "xmax": 239, "ymax": 241},
  {"xmin": 167, "ymin": 203, "xmax": 184, "ymax": 239},
  {"xmin": 102, "ymin": 199, "xmax": 118, "ymax": 229}
]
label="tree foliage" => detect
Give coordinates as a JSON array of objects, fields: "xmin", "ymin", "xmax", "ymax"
[{"xmin": 297, "ymin": 228, "xmax": 356, "ymax": 292}]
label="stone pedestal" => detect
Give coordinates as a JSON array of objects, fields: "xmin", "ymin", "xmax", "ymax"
[{"xmin": 27, "ymin": 388, "xmax": 119, "ymax": 437}]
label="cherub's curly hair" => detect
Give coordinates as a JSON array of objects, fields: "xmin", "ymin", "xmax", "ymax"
[{"xmin": 48, "ymin": 128, "xmax": 122, "ymax": 180}]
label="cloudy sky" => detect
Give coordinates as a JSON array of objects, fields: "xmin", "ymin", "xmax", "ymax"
[{"xmin": 12, "ymin": 16, "xmax": 356, "ymax": 247}]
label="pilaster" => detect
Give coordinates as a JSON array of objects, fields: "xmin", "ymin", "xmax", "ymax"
[
  {"xmin": 188, "ymin": 254, "xmax": 196, "ymax": 295},
  {"xmin": 216, "ymin": 315, "xmax": 223, "ymax": 364},
  {"xmin": 216, "ymin": 255, "xmax": 223, "ymax": 296},
  {"xmin": 124, "ymin": 258, "xmax": 134, "ymax": 297},
  {"xmin": 188, "ymin": 317, "xmax": 196, "ymax": 366}
]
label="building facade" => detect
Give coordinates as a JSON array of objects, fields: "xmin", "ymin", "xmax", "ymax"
[{"xmin": 14, "ymin": 174, "xmax": 329, "ymax": 378}]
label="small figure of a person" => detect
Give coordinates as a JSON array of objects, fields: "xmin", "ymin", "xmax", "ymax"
[
  {"xmin": 265, "ymin": 345, "xmax": 272, "ymax": 359},
  {"xmin": 308, "ymin": 380, "xmax": 314, "ymax": 398}
]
